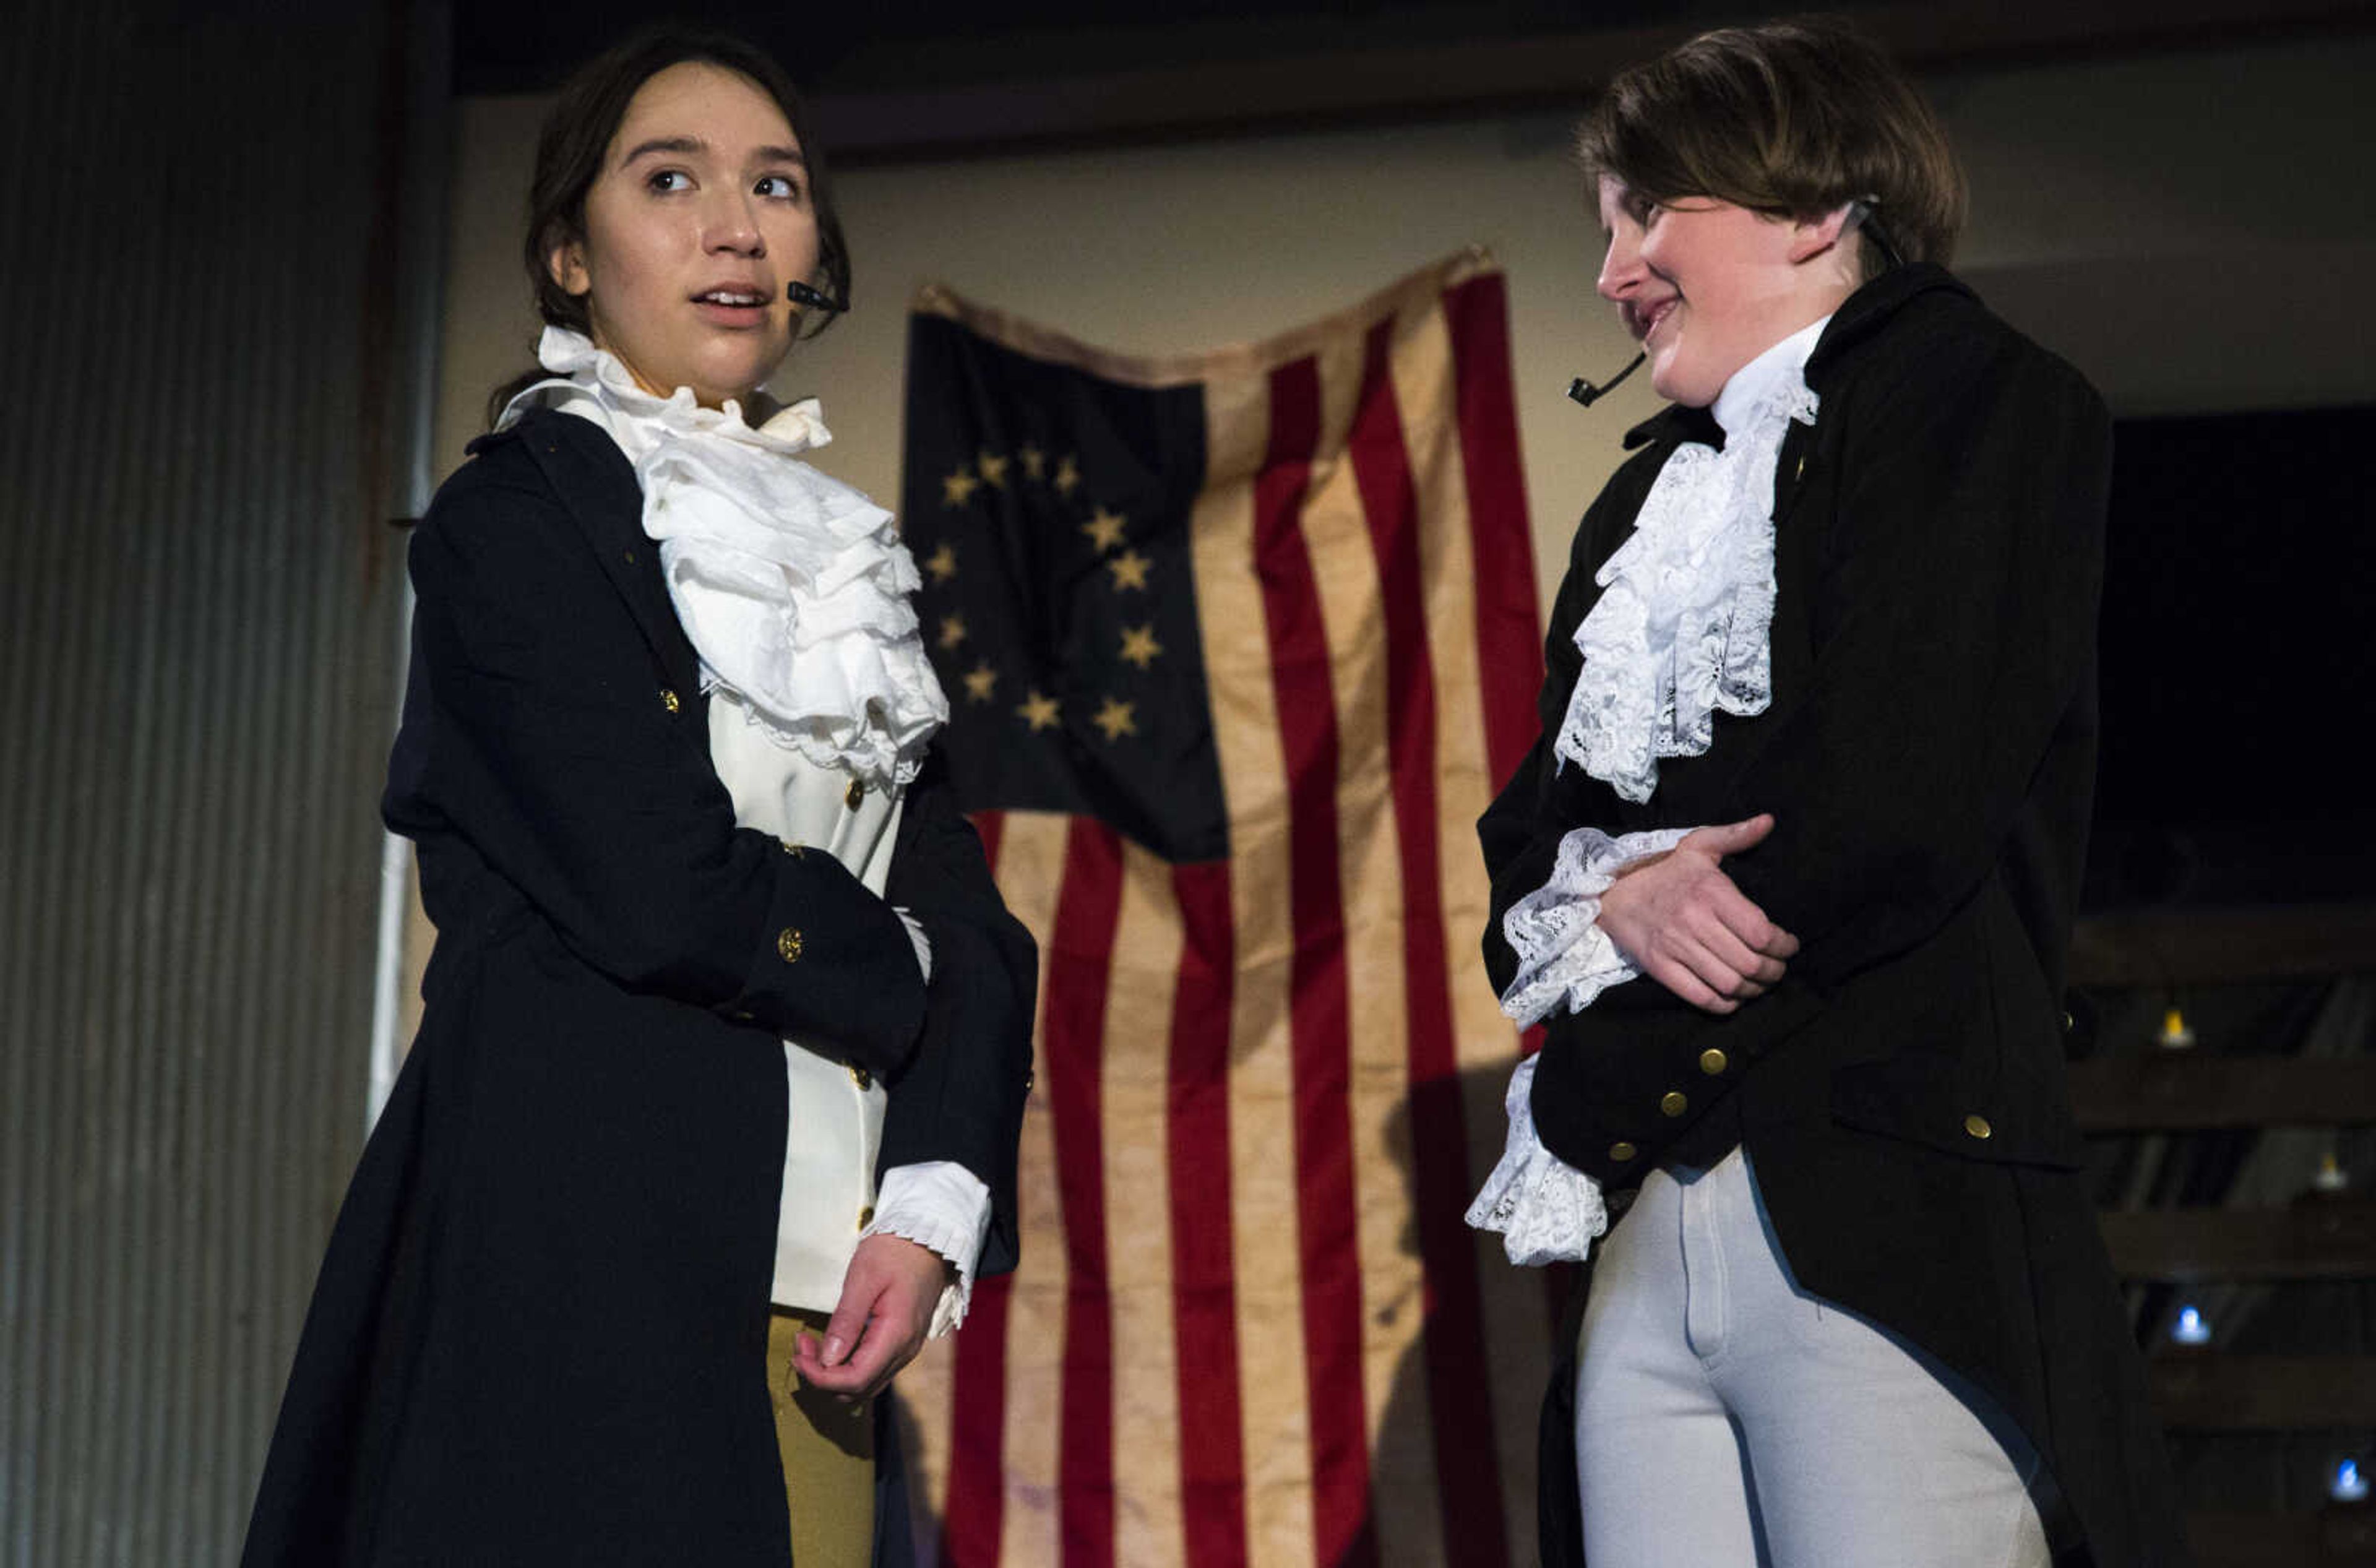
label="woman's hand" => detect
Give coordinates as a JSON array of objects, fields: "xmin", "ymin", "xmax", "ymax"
[
  {"xmin": 794, "ymin": 1234, "xmax": 953, "ymax": 1401},
  {"xmin": 1597, "ymin": 814, "xmax": 1799, "ymax": 1014}
]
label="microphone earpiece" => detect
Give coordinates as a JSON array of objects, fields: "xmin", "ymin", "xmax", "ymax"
[
  {"xmin": 1841, "ymin": 196, "xmax": 1904, "ymax": 272},
  {"xmin": 1568, "ymin": 352, "xmax": 1646, "ymax": 409},
  {"xmin": 786, "ymin": 280, "xmax": 848, "ymax": 315}
]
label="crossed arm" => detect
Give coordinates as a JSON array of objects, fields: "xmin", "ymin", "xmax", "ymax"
[{"xmin": 1486, "ymin": 324, "xmax": 2108, "ymax": 1032}]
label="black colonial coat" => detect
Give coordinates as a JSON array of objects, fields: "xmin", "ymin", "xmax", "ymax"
[
  {"xmin": 1482, "ymin": 267, "xmax": 2186, "ymax": 1566},
  {"xmin": 243, "ymin": 408, "xmax": 1036, "ymax": 1567}
]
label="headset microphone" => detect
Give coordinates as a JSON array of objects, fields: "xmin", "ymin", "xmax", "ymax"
[
  {"xmin": 1567, "ymin": 352, "xmax": 1646, "ymax": 409},
  {"xmin": 1843, "ymin": 197, "xmax": 1904, "ymax": 272},
  {"xmin": 786, "ymin": 280, "xmax": 848, "ymax": 315}
]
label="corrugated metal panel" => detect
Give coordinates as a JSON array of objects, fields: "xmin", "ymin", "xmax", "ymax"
[{"xmin": 0, "ymin": 5, "xmax": 437, "ymax": 1563}]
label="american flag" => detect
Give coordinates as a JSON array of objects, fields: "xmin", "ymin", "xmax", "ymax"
[{"xmin": 892, "ymin": 251, "xmax": 1556, "ymax": 1567}]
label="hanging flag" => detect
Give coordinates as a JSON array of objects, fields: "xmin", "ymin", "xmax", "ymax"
[{"xmin": 893, "ymin": 249, "xmax": 1553, "ymax": 1568}]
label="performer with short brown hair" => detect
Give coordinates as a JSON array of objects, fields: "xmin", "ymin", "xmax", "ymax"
[{"xmin": 1471, "ymin": 17, "xmax": 2182, "ymax": 1565}]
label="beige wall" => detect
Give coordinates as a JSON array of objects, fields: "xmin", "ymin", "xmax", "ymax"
[{"xmin": 434, "ymin": 32, "xmax": 2376, "ymax": 615}]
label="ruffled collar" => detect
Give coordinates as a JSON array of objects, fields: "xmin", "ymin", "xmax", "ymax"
[
  {"xmin": 500, "ymin": 327, "xmax": 947, "ymax": 790},
  {"xmin": 1554, "ymin": 317, "xmax": 1827, "ymax": 802},
  {"xmin": 497, "ymin": 324, "xmax": 835, "ymax": 457}
]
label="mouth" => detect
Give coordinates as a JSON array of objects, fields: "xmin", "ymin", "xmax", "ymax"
[
  {"xmin": 691, "ymin": 285, "xmax": 774, "ymax": 325},
  {"xmin": 1625, "ymin": 298, "xmax": 1677, "ymax": 344}
]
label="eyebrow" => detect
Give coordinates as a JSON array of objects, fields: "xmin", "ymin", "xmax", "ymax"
[
  {"xmin": 618, "ymin": 135, "xmax": 807, "ymax": 167},
  {"xmin": 620, "ymin": 136, "xmax": 705, "ymax": 164}
]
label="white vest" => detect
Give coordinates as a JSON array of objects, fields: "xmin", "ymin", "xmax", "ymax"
[{"xmin": 709, "ymin": 689, "xmax": 903, "ymax": 1311}]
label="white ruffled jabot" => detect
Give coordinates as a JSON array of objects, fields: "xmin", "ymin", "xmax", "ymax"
[
  {"xmin": 1553, "ymin": 325, "xmax": 1823, "ymax": 803},
  {"xmin": 499, "ymin": 327, "xmax": 948, "ymax": 791}
]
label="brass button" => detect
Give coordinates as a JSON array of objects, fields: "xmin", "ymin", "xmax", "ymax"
[
  {"xmin": 776, "ymin": 928, "xmax": 804, "ymax": 963},
  {"xmin": 660, "ymin": 687, "xmax": 682, "ymax": 714},
  {"xmin": 2061, "ymin": 1010, "xmax": 2075, "ymax": 1033},
  {"xmin": 1609, "ymin": 1141, "xmax": 1638, "ymax": 1163},
  {"xmin": 1699, "ymin": 1048, "xmax": 1728, "ymax": 1076},
  {"xmin": 1965, "ymin": 1114, "xmax": 1993, "ymax": 1140},
  {"xmin": 850, "ymin": 1064, "xmax": 872, "ymax": 1090},
  {"xmin": 1023, "ymin": 1067, "xmax": 1036, "ymax": 1094},
  {"xmin": 1659, "ymin": 1091, "xmax": 1689, "ymax": 1118},
  {"xmin": 858, "ymin": 1204, "xmax": 875, "ymax": 1230},
  {"xmin": 845, "ymin": 778, "xmax": 865, "ymax": 809},
  {"xmin": 622, "ymin": 548, "xmax": 637, "ymax": 565},
  {"xmin": 780, "ymin": 838, "xmax": 804, "ymax": 859}
]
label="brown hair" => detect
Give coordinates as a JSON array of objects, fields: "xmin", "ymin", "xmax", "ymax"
[
  {"xmin": 1575, "ymin": 15, "xmax": 1965, "ymax": 279},
  {"xmin": 487, "ymin": 26, "xmax": 851, "ymax": 427}
]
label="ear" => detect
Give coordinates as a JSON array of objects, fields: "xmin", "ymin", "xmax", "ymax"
[
  {"xmin": 547, "ymin": 234, "xmax": 591, "ymax": 299},
  {"xmin": 1786, "ymin": 204, "xmax": 1854, "ymax": 265}
]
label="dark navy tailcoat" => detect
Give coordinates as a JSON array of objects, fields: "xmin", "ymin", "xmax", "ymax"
[{"xmin": 243, "ymin": 408, "xmax": 1035, "ymax": 1567}]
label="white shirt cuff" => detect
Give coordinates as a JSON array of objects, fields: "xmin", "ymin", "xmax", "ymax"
[
  {"xmin": 1497, "ymin": 825, "xmax": 1697, "ymax": 1027},
  {"xmin": 1465, "ymin": 1054, "xmax": 1609, "ymax": 1267},
  {"xmin": 866, "ymin": 1160, "xmax": 991, "ymax": 1336}
]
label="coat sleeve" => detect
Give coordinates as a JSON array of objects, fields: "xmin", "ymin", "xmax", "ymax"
[
  {"xmin": 1478, "ymin": 471, "xmax": 1643, "ymax": 1001},
  {"xmin": 1715, "ymin": 328, "xmax": 2109, "ymax": 993},
  {"xmin": 400, "ymin": 462, "xmax": 929, "ymax": 1075},
  {"xmin": 879, "ymin": 753, "xmax": 1038, "ymax": 1279}
]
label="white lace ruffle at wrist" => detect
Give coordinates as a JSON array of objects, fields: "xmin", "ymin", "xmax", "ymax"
[
  {"xmin": 501, "ymin": 327, "xmax": 947, "ymax": 793},
  {"xmin": 1499, "ymin": 825, "xmax": 1692, "ymax": 1027},
  {"xmin": 1465, "ymin": 1054, "xmax": 1608, "ymax": 1267},
  {"xmin": 894, "ymin": 909, "xmax": 933, "ymax": 983},
  {"xmin": 867, "ymin": 1161, "xmax": 992, "ymax": 1337},
  {"xmin": 1553, "ymin": 360, "xmax": 1818, "ymax": 803}
]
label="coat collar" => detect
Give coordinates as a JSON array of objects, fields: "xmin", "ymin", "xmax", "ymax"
[
  {"xmin": 467, "ymin": 407, "xmax": 702, "ymax": 700},
  {"xmin": 1621, "ymin": 263, "xmax": 1973, "ymax": 452}
]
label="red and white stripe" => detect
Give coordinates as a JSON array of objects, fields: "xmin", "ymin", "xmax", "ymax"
[{"xmin": 901, "ymin": 252, "xmax": 1549, "ymax": 1567}]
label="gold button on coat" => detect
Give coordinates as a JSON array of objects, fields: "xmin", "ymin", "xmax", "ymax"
[
  {"xmin": 850, "ymin": 1065, "xmax": 871, "ymax": 1090},
  {"xmin": 1659, "ymin": 1091, "xmax": 1689, "ymax": 1118},
  {"xmin": 779, "ymin": 838, "xmax": 804, "ymax": 858},
  {"xmin": 1965, "ymin": 1114, "xmax": 1993, "ymax": 1140},
  {"xmin": 1609, "ymin": 1142, "xmax": 1638, "ymax": 1163},
  {"xmin": 1699, "ymin": 1048, "xmax": 1728, "ymax": 1075},
  {"xmin": 660, "ymin": 687, "xmax": 682, "ymax": 714},
  {"xmin": 845, "ymin": 778, "xmax": 865, "ymax": 809},
  {"xmin": 857, "ymin": 1205, "xmax": 875, "ymax": 1230},
  {"xmin": 776, "ymin": 928, "xmax": 804, "ymax": 963}
]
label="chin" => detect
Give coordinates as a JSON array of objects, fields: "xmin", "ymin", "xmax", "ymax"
[
  {"xmin": 710, "ymin": 353, "xmax": 786, "ymax": 404},
  {"xmin": 1648, "ymin": 370, "xmax": 1707, "ymax": 408}
]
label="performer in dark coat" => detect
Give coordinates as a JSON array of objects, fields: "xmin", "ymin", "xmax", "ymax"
[
  {"xmin": 243, "ymin": 29, "xmax": 1033, "ymax": 1567},
  {"xmin": 1466, "ymin": 18, "xmax": 2184, "ymax": 1567}
]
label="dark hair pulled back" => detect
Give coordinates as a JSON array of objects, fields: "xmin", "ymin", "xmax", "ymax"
[{"xmin": 486, "ymin": 25, "xmax": 851, "ymax": 428}]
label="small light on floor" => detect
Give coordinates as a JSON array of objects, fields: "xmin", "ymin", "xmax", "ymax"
[
  {"xmin": 2171, "ymin": 1304, "xmax": 2211, "ymax": 1345},
  {"xmin": 2315, "ymin": 1152, "xmax": 2349, "ymax": 1194},
  {"xmin": 2158, "ymin": 1007, "xmax": 2195, "ymax": 1049},
  {"xmin": 2334, "ymin": 1459, "xmax": 2369, "ymax": 1504}
]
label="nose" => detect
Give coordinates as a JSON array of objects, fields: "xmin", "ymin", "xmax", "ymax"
[
  {"xmin": 1596, "ymin": 225, "xmax": 1645, "ymax": 303},
  {"xmin": 704, "ymin": 189, "xmax": 765, "ymax": 258}
]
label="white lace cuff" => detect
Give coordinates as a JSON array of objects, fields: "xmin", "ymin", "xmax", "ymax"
[
  {"xmin": 1498, "ymin": 825, "xmax": 1694, "ymax": 1027},
  {"xmin": 1465, "ymin": 1054, "xmax": 1608, "ymax": 1266},
  {"xmin": 895, "ymin": 908, "xmax": 933, "ymax": 983},
  {"xmin": 867, "ymin": 1161, "xmax": 991, "ymax": 1337}
]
